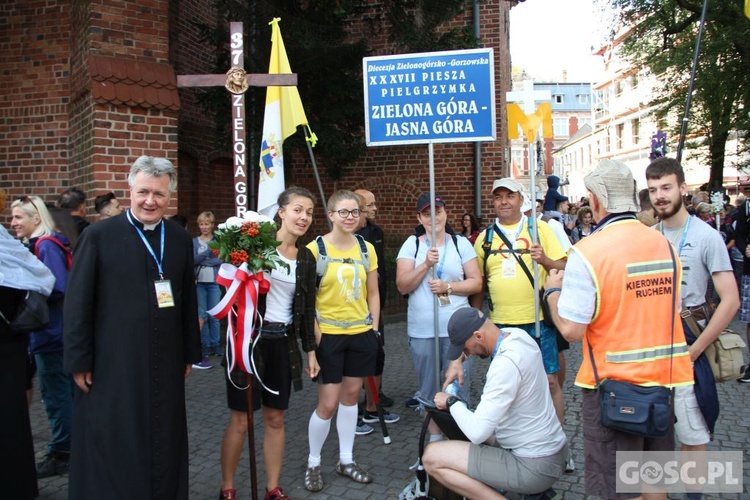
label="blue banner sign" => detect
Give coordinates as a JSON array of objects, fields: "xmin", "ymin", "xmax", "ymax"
[{"xmin": 363, "ymin": 48, "xmax": 495, "ymax": 146}]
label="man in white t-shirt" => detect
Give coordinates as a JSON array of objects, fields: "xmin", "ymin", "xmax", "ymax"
[
  {"xmin": 423, "ymin": 307, "xmax": 567, "ymax": 498},
  {"xmin": 646, "ymin": 157, "xmax": 738, "ymax": 478}
]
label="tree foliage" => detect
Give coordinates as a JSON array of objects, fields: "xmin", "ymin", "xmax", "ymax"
[
  {"xmin": 191, "ymin": 0, "xmax": 480, "ymax": 183},
  {"xmin": 601, "ymin": 0, "xmax": 750, "ymax": 188}
]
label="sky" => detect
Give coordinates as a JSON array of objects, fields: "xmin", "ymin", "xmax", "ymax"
[{"xmin": 509, "ymin": 0, "xmax": 607, "ymax": 83}]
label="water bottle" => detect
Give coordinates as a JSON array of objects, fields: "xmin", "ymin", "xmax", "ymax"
[{"xmin": 445, "ymin": 367, "xmax": 468, "ymax": 396}]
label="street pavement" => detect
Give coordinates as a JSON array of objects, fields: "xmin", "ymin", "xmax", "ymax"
[{"xmin": 31, "ymin": 315, "xmax": 750, "ymax": 499}]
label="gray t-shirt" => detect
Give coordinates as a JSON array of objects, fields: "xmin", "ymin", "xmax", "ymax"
[{"xmin": 657, "ymin": 216, "xmax": 732, "ymax": 308}]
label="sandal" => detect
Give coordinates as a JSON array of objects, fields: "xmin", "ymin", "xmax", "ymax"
[
  {"xmin": 335, "ymin": 461, "xmax": 373, "ymax": 484},
  {"xmin": 304, "ymin": 465, "xmax": 323, "ymax": 492}
]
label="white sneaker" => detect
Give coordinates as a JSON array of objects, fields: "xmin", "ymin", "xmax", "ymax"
[{"xmin": 565, "ymin": 452, "xmax": 575, "ymax": 473}]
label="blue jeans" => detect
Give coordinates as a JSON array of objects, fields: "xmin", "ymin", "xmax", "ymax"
[
  {"xmin": 35, "ymin": 351, "xmax": 73, "ymax": 454},
  {"xmin": 197, "ymin": 281, "xmax": 221, "ymax": 356}
]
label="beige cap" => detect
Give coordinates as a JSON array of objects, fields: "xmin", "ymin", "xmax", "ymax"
[
  {"xmin": 492, "ymin": 178, "xmax": 525, "ymax": 194},
  {"xmin": 584, "ymin": 159, "xmax": 639, "ymax": 213}
]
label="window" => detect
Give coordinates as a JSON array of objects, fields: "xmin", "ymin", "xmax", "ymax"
[
  {"xmin": 631, "ymin": 118, "xmax": 640, "ymax": 145},
  {"xmin": 578, "ymin": 94, "xmax": 589, "ymax": 105},
  {"xmin": 554, "ymin": 117, "xmax": 568, "ymax": 137},
  {"xmin": 554, "ymin": 94, "xmax": 564, "ymax": 104},
  {"xmin": 615, "ymin": 123, "xmax": 624, "ymax": 149},
  {"xmin": 511, "ymin": 148, "xmax": 526, "ymax": 175},
  {"xmin": 579, "ymin": 117, "xmax": 592, "ymax": 128}
]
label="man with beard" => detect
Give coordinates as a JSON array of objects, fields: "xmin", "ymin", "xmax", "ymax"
[
  {"xmin": 545, "ymin": 159, "xmax": 695, "ymax": 499},
  {"xmin": 647, "ymin": 158, "xmax": 739, "ymax": 484},
  {"xmin": 64, "ymin": 156, "xmax": 201, "ymax": 499},
  {"xmin": 423, "ymin": 307, "xmax": 567, "ymax": 499}
]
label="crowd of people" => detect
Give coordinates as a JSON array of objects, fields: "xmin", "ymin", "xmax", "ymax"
[{"xmin": 2, "ymin": 154, "xmax": 749, "ymax": 500}]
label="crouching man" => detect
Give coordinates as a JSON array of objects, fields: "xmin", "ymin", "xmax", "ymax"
[{"xmin": 423, "ymin": 307, "xmax": 567, "ymax": 499}]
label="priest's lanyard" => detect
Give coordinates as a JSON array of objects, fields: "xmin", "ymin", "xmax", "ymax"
[
  {"xmin": 127, "ymin": 210, "xmax": 166, "ymax": 280},
  {"xmin": 424, "ymin": 234, "xmax": 448, "ymax": 279}
]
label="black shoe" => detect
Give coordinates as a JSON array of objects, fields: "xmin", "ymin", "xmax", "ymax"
[
  {"xmin": 522, "ymin": 488, "xmax": 559, "ymax": 500},
  {"xmin": 378, "ymin": 392, "xmax": 394, "ymax": 407},
  {"xmin": 36, "ymin": 451, "xmax": 70, "ymax": 478},
  {"xmin": 404, "ymin": 397, "xmax": 420, "ymax": 408}
]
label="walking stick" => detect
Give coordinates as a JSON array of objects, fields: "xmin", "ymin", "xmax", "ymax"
[
  {"xmin": 366, "ymin": 375, "xmax": 391, "ymax": 444},
  {"xmin": 244, "ymin": 375, "xmax": 258, "ymax": 500}
]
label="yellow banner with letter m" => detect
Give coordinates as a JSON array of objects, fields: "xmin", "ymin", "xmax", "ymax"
[{"xmin": 507, "ymin": 102, "xmax": 553, "ymax": 142}]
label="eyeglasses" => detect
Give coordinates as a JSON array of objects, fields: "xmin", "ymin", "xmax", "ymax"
[
  {"xmin": 335, "ymin": 209, "xmax": 361, "ymax": 218},
  {"xmin": 18, "ymin": 196, "xmax": 40, "ymax": 214}
]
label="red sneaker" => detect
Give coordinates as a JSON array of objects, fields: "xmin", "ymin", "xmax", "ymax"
[
  {"xmin": 265, "ymin": 486, "xmax": 291, "ymax": 500},
  {"xmin": 219, "ymin": 488, "xmax": 236, "ymax": 500}
]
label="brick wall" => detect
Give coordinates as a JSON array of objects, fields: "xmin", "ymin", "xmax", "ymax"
[
  {"xmin": 68, "ymin": 0, "xmax": 180, "ymax": 219},
  {"xmin": 170, "ymin": 0, "xmax": 228, "ymax": 230},
  {"xmin": 0, "ymin": 2, "xmax": 72, "ymax": 208},
  {"xmin": 2, "ymin": 0, "xmax": 513, "ymax": 241}
]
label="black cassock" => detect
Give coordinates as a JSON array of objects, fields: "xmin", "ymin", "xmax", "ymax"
[{"xmin": 64, "ymin": 212, "xmax": 201, "ymax": 499}]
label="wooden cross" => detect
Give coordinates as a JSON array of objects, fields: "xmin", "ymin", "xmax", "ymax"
[{"xmin": 177, "ymin": 22, "xmax": 297, "ymax": 217}]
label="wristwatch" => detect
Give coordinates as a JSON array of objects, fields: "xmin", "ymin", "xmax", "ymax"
[
  {"xmin": 446, "ymin": 283, "xmax": 453, "ymax": 295},
  {"xmin": 446, "ymin": 395, "xmax": 462, "ymax": 408}
]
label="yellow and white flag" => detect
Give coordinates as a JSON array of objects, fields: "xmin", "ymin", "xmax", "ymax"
[{"xmin": 258, "ymin": 18, "xmax": 316, "ymax": 219}]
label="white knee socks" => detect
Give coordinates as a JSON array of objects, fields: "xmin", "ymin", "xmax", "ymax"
[
  {"xmin": 307, "ymin": 410, "xmax": 331, "ymax": 468},
  {"xmin": 336, "ymin": 402, "xmax": 358, "ymax": 465}
]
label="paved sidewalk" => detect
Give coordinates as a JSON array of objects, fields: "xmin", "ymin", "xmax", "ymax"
[{"xmin": 31, "ymin": 317, "xmax": 750, "ymax": 499}]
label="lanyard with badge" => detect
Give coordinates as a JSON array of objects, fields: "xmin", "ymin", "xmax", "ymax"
[
  {"xmin": 496, "ymin": 215, "xmax": 526, "ymax": 279},
  {"xmin": 424, "ymin": 234, "xmax": 452, "ymax": 306},
  {"xmin": 127, "ymin": 210, "xmax": 175, "ymax": 308}
]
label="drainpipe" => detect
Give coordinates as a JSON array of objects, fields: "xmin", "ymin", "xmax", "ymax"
[{"xmin": 473, "ymin": 0, "xmax": 483, "ymax": 222}]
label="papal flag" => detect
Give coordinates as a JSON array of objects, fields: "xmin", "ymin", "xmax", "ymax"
[
  {"xmin": 258, "ymin": 18, "xmax": 316, "ymax": 219},
  {"xmin": 746, "ymin": 0, "xmax": 750, "ymax": 19}
]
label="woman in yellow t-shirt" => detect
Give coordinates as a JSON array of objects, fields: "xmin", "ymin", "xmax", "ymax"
[{"xmin": 303, "ymin": 190, "xmax": 380, "ymax": 492}]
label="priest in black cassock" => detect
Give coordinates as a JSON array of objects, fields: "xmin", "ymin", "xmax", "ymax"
[{"xmin": 63, "ymin": 156, "xmax": 201, "ymax": 499}]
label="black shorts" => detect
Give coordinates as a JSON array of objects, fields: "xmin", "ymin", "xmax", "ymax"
[
  {"xmin": 317, "ymin": 330, "xmax": 378, "ymax": 384},
  {"xmin": 225, "ymin": 333, "xmax": 292, "ymax": 412}
]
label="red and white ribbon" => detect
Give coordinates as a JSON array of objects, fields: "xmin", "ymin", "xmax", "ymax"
[{"xmin": 208, "ymin": 262, "xmax": 270, "ymax": 377}]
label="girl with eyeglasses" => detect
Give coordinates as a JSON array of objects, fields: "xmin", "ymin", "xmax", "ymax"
[{"xmin": 303, "ymin": 190, "xmax": 380, "ymax": 492}]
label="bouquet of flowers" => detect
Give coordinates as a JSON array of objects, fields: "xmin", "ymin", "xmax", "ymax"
[
  {"xmin": 206, "ymin": 211, "xmax": 283, "ymax": 379},
  {"xmin": 209, "ymin": 211, "xmax": 286, "ymax": 272}
]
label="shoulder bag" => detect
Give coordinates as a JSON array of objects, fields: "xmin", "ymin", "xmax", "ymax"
[
  {"xmin": 681, "ymin": 308, "xmax": 747, "ymax": 382},
  {"xmin": 0, "ymin": 289, "xmax": 50, "ymax": 335}
]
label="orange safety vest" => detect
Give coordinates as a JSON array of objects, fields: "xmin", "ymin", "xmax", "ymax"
[{"xmin": 572, "ymin": 219, "xmax": 694, "ymax": 389}]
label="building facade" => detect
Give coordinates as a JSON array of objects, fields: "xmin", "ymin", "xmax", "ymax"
[{"xmin": 1, "ymin": 1, "xmax": 519, "ymax": 240}]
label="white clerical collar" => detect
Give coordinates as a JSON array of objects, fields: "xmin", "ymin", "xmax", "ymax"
[{"xmin": 129, "ymin": 209, "xmax": 161, "ymax": 230}]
